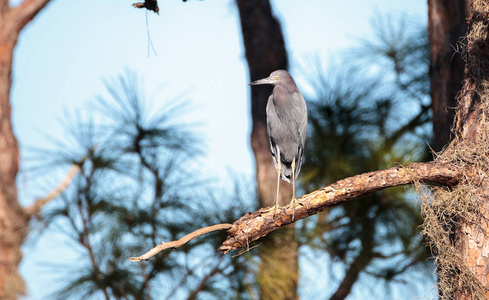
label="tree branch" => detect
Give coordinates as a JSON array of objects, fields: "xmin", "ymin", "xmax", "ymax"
[
  {"xmin": 129, "ymin": 223, "xmax": 234, "ymax": 261},
  {"xmin": 24, "ymin": 164, "xmax": 81, "ymax": 216},
  {"xmin": 129, "ymin": 162, "xmax": 467, "ymax": 260},
  {"xmin": 8, "ymin": 0, "xmax": 51, "ymax": 32},
  {"xmin": 220, "ymin": 162, "xmax": 465, "ymax": 253}
]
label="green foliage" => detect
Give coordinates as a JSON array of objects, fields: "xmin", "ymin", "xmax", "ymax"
[
  {"xmin": 298, "ymin": 15, "xmax": 433, "ymax": 298},
  {"xmin": 36, "ymin": 72, "xmax": 257, "ymax": 300}
]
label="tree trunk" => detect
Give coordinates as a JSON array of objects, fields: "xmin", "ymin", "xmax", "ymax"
[
  {"xmin": 428, "ymin": 0, "xmax": 489, "ymax": 298},
  {"xmin": 0, "ymin": 25, "xmax": 26, "ymax": 300},
  {"xmin": 0, "ymin": 1, "xmax": 51, "ymax": 298},
  {"xmin": 453, "ymin": 2, "xmax": 489, "ymax": 297},
  {"xmin": 427, "ymin": 3, "xmax": 469, "ymax": 297},
  {"xmin": 428, "ymin": 0, "xmax": 469, "ymax": 152},
  {"xmin": 236, "ymin": 1, "xmax": 298, "ymax": 299}
]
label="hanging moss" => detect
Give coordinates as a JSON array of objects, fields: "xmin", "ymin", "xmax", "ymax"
[{"xmin": 420, "ymin": 1, "xmax": 489, "ymax": 298}]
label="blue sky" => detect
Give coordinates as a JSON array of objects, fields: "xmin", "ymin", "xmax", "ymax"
[{"xmin": 12, "ymin": 0, "xmax": 428, "ymax": 298}]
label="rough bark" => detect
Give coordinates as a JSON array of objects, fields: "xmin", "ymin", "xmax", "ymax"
[
  {"xmin": 428, "ymin": 0, "xmax": 469, "ymax": 151},
  {"xmin": 220, "ymin": 162, "xmax": 463, "ymax": 253},
  {"xmin": 236, "ymin": 1, "xmax": 298, "ymax": 299},
  {"xmin": 0, "ymin": 22, "xmax": 25, "ymax": 300},
  {"xmin": 438, "ymin": 1, "xmax": 489, "ymax": 298},
  {"xmin": 0, "ymin": 26, "xmax": 24, "ymax": 300},
  {"xmin": 0, "ymin": 0, "xmax": 51, "ymax": 298}
]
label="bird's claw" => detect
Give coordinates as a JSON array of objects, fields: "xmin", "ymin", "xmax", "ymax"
[{"xmin": 262, "ymin": 205, "xmax": 284, "ymax": 219}]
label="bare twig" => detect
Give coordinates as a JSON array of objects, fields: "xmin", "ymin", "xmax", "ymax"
[
  {"xmin": 130, "ymin": 162, "xmax": 468, "ymax": 261},
  {"xmin": 25, "ymin": 164, "xmax": 81, "ymax": 216},
  {"xmin": 129, "ymin": 223, "xmax": 234, "ymax": 261}
]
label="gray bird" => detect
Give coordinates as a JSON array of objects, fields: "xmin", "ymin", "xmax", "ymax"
[{"xmin": 250, "ymin": 70, "xmax": 307, "ymax": 219}]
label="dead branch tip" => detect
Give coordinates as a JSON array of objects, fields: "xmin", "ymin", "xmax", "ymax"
[{"xmin": 129, "ymin": 223, "xmax": 234, "ymax": 262}]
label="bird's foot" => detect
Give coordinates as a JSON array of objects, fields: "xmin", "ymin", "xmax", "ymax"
[{"xmin": 261, "ymin": 205, "xmax": 283, "ymax": 219}]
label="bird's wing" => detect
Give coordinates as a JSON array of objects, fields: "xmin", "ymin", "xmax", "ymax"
[
  {"xmin": 295, "ymin": 93, "xmax": 308, "ymax": 177},
  {"xmin": 266, "ymin": 93, "xmax": 294, "ymax": 182},
  {"xmin": 266, "ymin": 94, "xmax": 279, "ymax": 170},
  {"xmin": 298, "ymin": 95, "xmax": 308, "ymax": 148}
]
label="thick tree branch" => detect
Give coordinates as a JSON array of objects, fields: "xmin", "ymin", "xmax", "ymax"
[
  {"xmin": 131, "ymin": 162, "xmax": 467, "ymax": 262},
  {"xmin": 8, "ymin": 0, "xmax": 51, "ymax": 32},
  {"xmin": 219, "ymin": 162, "xmax": 466, "ymax": 253},
  {"xmin": 129, "ymin": 162, "xmax": 467, "ymax": 261}
]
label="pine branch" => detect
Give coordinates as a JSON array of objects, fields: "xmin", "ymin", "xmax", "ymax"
[
  {"xmin": 386, "ymin": 104, "xmax": 431, "ymax": 150},
  {"xmin": 129, "ymin": 162, "xmax": 467, "ymax": 260},
  {"xmin": 185, "ymin": 258, "xmax": 226, "ymax": 300}
]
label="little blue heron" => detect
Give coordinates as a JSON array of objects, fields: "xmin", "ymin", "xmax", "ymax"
[{"xmin": 250, "ymin": 70, "xmax": 307, "ymax": 219}]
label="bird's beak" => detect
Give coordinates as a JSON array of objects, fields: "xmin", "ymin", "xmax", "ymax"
[{"xmin": 249, "ymin": 76, "xmax": 275, "ymax": 86}]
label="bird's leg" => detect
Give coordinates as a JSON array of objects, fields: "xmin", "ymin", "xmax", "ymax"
[
  {"xmin": 274, "ymin": 147, "xmax": 281, "ymax": 217},
  {"xmin": 288, "ymin": 157, "xmax": 308, "ymax": 221},
  {"xmin": 291, "ymin": 157, "xmax": 296, "ymax": 221},
  {"xmin": 292, "ymin": 157, "xmax": 296, "ymax": 200}
]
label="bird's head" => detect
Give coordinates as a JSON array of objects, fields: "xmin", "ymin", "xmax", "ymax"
[{"xmin": 249, "ymin": 70, "xmax": 291, "ymax": 86}]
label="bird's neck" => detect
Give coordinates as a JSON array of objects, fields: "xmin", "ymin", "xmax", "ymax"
[{"xmin": 273, "ymin": 84, "xmax": 298, "ymax": 104}]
